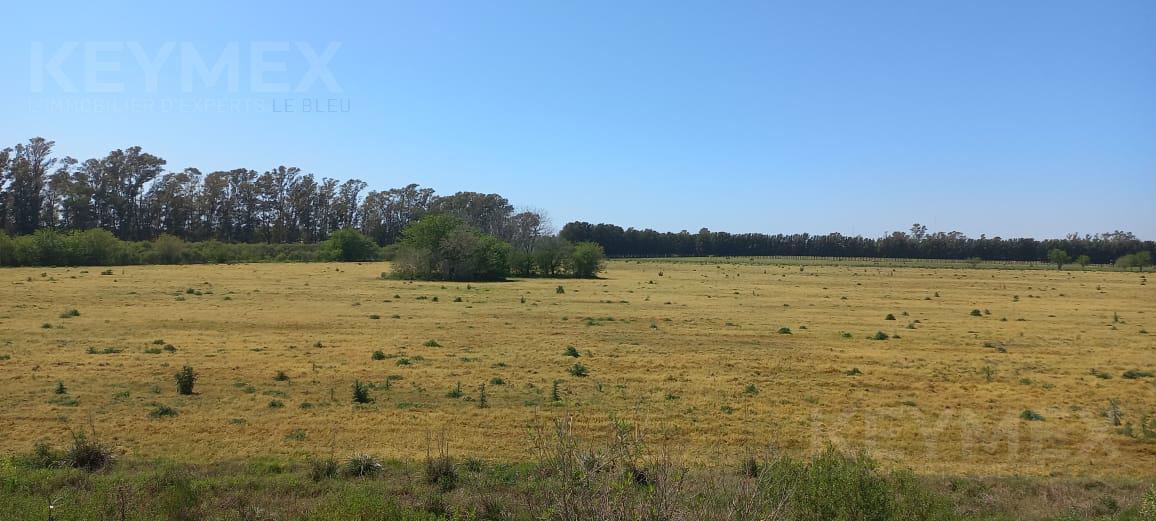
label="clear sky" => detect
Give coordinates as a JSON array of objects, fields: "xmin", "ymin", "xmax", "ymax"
[{"xmin": 2, "ymin": 1, "xmax": 1153, "ymax": 239}]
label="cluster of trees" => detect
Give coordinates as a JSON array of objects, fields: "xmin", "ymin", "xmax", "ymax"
[
  {"xmin": 561, "ymin": 222, "xmax": 1153, "ymax": 265},
  {"xmin": 0, "ymin": 137, "xmax": 548, "ymax": 248},
  {"xmin": 1115, "ymin": 251, "xmax": 1152, "ymax": 272},
  {"xmin": 389, "ymin": 215, "xmax": 605, "ymax": 280}
]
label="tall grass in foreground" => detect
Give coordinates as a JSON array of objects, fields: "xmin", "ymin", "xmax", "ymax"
[{"xmin": 2, "ymin": 417, "xmax": 1151, "ymax": 520}]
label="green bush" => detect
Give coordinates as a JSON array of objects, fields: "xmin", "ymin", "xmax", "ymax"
[
  {"xmin": 352, "ymin": 380, "xmax": 373, "ymax": 404},
  {"xmin": 175, "ymin": 366, "xmax": 197, "ymax": 395},
  {"xmin": 1020, "ymin": 409, "xmax": 1045, "ymax": 421},
  {"xmin": 309, "ymin": 458, "xmax": 339, "ymax": 481},
  {"xmin": 149, "ymin": 404, "xmax": 179, "ymax": 418},
  {"xmin": 568, "ymin": 241, "xmax": 606, "ymax": 278},
  {"xmin": 322, "ymin": 228, "xmax": 379, "ymax": 261},
  {"xmin": 64, "ymin": 431, "xmax": 114, "ymax": 471},
  {"xmin": 342, "ymin": 453, "xmax": 383, "ymax": 477},
  {"xmin": 151, "ymin": 234, "xmax": 187, "ymax": 264}
]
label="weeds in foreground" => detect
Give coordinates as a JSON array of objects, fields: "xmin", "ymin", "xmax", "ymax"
[{"xmin": 425, "ymin": 432, "xmax": 458, "ymax": 492}]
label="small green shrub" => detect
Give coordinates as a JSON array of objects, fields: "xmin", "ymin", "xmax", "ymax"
[
  {"xmin": 309, "ymin": 458, "xmax": 339, "ymax": 481},
  {"xmin": 372, "ymin": 350, "xmax": 386, "ymax": 360},
  {"xmin": 175, "ymin": 366, "xmax": 197, "ymax": 395},
  {"xmin": 423, "ymin": 340, "xmax": 441, "ymax": 347},
  {"xmin": 970, "ymin": 309, "xmax": 982, "ymax": 317},
  {"xmin": 871, "ymin": 331, "xmax": 889, "ymax": 341},
  {"xmin": 352, "ymin": 380, "xmax": 373, "ymax": 404},
  {"xmin": 1020, "ymin": 409, "xmax": 1045, "ymax": 421},
  {"xmin": 741, "ymin": 456, "xmax": 760, "ymax": 478},
  {"xmin": 274, "ymin": 370, "xmax": 290, "ymax": 382},
  {"xmin": 564, "ymin": 346, "xmax": 580, "ymax": 357},
  {"xmin": 149, "ymin": 404, "xmax": 178, "ymax": 418},
  {"xmin": 777, "ymin": 327, "xmax": 792, "ymax": 335},
  {"xmin": 1123, "ymin": 370, "xmax": 1153, "ymax": 379},
  {"xmin": 343, "ymin": 453, "xmax": 383, "ymax": 477},
  {"xmin": 884, "ymin": 313, "xmax": 896, "ymax": 320},
  {"xmin": 65, "ymin": 431, "xmax": 114, "ymax": 471},
  {"xmin": 60, "ymin": 309, "xmax": 80, "ymax": 318},
  {"xmin": 447, "ymin": 382, "xmax": 463, "ymax": 398},
  {"xmin": 424, "ymin": 452, "xmax": 458, "ymax": 492},
  {"xmin": 569, "ymin": 363, "xmax": 589, "ymax": 377}
]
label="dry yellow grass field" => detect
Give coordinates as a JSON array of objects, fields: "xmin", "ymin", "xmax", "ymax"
[{"xmin": 1, "ymin": 260, "xmax": 1153, "ymax": 478}]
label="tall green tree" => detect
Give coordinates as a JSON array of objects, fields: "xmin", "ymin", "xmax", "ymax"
[
  {"xmin": 7, "ymin": 138, "xmax": 56, "ymax": 234},
  {"xmin": 568, "ymin": 241, "xmax": 606, "ymax": 278},
  {"xmin": 1047, "ymin": 248, "xmax": 1070, "ymax": 270}
]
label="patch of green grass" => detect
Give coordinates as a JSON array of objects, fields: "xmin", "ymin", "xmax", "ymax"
[
  {"xmin": 1020, "ymin": 409, "xmax": 1044, "ymax": 421},
  {"xmin": 149, "ymin": 404, "xmax": 178, "ymax": 418},
  {"xmin": 1123, "ymin": 370, "xmax": 1153, "ymax": 379}
]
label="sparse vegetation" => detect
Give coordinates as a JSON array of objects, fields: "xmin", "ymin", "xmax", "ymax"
[{"xmin": 1020, "ymin": 409, "xmax": 1045, "ymax": 421}]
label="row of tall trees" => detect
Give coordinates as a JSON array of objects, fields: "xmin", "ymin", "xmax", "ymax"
[
  {"xmin": 4, "ymin": 137, "xmax": 1150, "ymax": 266},
  {"xmin": 0, "ymin": 138, "xmax": 548, "ymax": 248},
  {"xmin": 560, "ymin": 223, "xmax": 1153, "ymax": 264}
]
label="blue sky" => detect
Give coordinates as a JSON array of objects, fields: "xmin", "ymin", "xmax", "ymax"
[{"xmin": 2, "ymin": 1, "xmax": 1153, "ymax": 238}]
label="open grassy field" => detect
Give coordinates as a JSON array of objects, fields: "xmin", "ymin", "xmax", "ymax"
[{"xmin": 1, "ymin": 260, "xmax": 1153, "ymax": 479}]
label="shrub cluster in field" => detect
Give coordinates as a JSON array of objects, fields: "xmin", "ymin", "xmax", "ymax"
[{"xmin": 389, "ymin": 214, "xmax": 606, "ymax": 281}]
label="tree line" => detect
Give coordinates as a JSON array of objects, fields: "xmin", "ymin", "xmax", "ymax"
[
  {"xmin": 560, "ymin": 222, "xmax": 1153, "ymax": 265},
  {"xmin": 0, "ymin": 137, "xmax": 547, "ymax": 248},
  {"xmin": 2, "ymin": 136, "xmax": 1151, "ymax": 268}
]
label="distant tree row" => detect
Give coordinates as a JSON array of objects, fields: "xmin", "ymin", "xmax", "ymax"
[
  {"xmin": 0, "ymin": 137, "xmax": 548, "ymax": 248},
  {"xmin": 560, "ymin": 222, "xmax": 1153, "ymax": 265},
  {"xmin": 3, "ymin": 137, "xmax": 1150, "ymax": 268}
]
